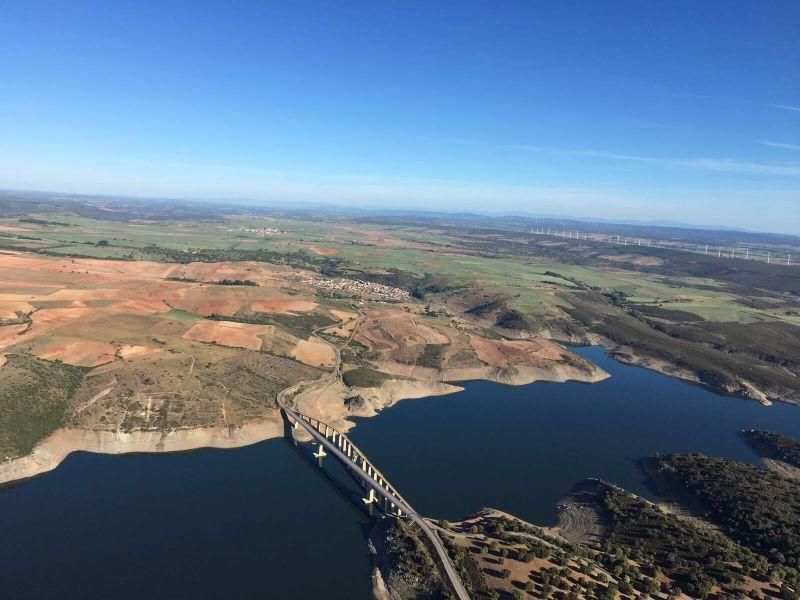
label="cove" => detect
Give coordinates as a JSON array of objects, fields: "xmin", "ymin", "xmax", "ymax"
[
  {"xmin": 347, "ymin": 345, "xmax": 800, "ymax": 525},
  {"xmin": 1, "ymin": 345, "xmax": 799, "ymax": 598}
]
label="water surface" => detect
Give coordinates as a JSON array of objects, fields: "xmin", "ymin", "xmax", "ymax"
[
  {"xmin": 0, "ymin": 440, "xmax": 374, "ymax": 600},
  {"xmin": 349, "ymin": 346, "xmax": 800, "ymax": 524},
  {"xmin": 2, "ymin": 345, "xmax": 799, "ymax": 598}
]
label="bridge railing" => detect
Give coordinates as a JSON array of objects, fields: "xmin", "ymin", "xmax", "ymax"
[
  {"xmin": 278, "ymin": 403, "xmax": 472, "ymax": 600},
  {"xmin": 294, "ymin": 411, "xmax": 411, "ymax": 512}
]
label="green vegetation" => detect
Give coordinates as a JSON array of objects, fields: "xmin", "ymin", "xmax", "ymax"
[
  {"xmin": 140, "ymin": 245, "xmax": 327, "ymax": 269},
  {"xmin": 599, "ymin": 483, "xmax": 763, "ymax": 598},
  {"xmin": 0, "ymin": 354, "xmax": 86, "ymax": 458},
  {"xmin": 441, "ymin": 536, "xmax": 490, "ymax": 598},
  {"xmin": 0, "ymin": 194, "xmax": 797, "ymax": 407},
  {"xmin": 214, "ymin": 279, "xmax": 258, "ymax": 286},
  {"xmin": 416, "ymin": 344, "xmax": 447, "ymax": 368},
  {"xmin": 744, "ymin": 430, "xmax": 800, "ymax": 468},
  {"xmin": 19, "ymin": 217, "xmax": 72, "ymax": 227},
  {"xmin": 377, "ymin": 519, "xmax": 453, "ymax": 599},
  {"xmin": 650, "ymin": 453, "xmax": 800, "ymax": 572},
  {"xmin": 208, "ymin": 311, "xmax": 336, "ymax": 338},
  {"xmin": 342, "ymin": 367, "xmax": 390, "ymax": 388},
  {"xmin": 164, "ymin": 308, "xmax": 202, "ymax": 322},
  {"xmin": 564, "ymin": 290, "xmax": 800, "ymax": 403},
  {"xmin": 653, "ymin": 320, "xmax": 800, "ymax": 376}
]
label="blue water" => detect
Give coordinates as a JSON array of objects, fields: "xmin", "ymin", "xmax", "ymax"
[
  {"xmin": 0, "ymin": 440, "xmax": 374, "ymax": 600},
  {"xmin": 1, "ymin": 345, "xmax": 799, "ymax": 598},
  {"xmin": 348, "ymin": 346, "xmax": 800, "ymax": 524}
]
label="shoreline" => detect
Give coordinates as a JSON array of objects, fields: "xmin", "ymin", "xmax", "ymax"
[
  {"xmin": 0, "ymin": 354, "xmax": 609, "ymax": 487},
  {"xmin": 0, "ymin": 418, "xmax": 284, "ymax": 486},
  {"xmin": 586, "ymin": 333, "xmax": 787, "ymax": 406}
]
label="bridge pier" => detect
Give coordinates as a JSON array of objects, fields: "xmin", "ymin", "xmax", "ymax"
[
  {"xmin": 362, "ymin": 488, "xmax": 376, "ymax": 516},
  {"xmin": 312, "ymin": 443, "xmax": 327, "ymax": 467},
  {"xmin": 278, "ymin": 403, "xmax": 469, "ymax": 600}
]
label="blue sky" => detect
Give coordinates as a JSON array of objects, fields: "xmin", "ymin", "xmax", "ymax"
[{"xmin": 1, "ymin": 1, "xmax": 798, "ymax": 232}]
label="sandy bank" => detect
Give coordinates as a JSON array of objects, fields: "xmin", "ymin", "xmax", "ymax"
[
  {"xmin": 1, "ymin": 347, "xmax": 609, "ymax": 487},
  {"xmin": 0, "ymin": 418, "xmax": 283, "ymax": 486},
  {"xmin": 587, "ymin": 333, "xmax": 777, "ymax": 406},
  {"xmin": 0, "ymin": 378, "xmax": 463, "ymax": 486},
  {"xmin": 295, "ymin": 378, "xmax": 463, "ymax": 432}
]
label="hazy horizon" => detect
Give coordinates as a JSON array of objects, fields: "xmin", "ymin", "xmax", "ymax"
[{"xmin": 1, "ymin": 2, "xmax": 798, "ymax": 233}]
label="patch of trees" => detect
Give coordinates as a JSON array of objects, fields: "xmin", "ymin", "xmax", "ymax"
[
  {"xmin": 465, "ymin": 298, "xmax": 505, "ymax": 317},
  {"xmin": 416, "ymin": 344, "xmax": 447, "ymax": 368},
  {"xmin": 651, "ymin": 320, "xmax": 800, "ymax": 376},
  {"xmin": 544, "ymin": 271, "xmax": 588, "ymax": 289},
  {"xmin": 342, "ymin": 367, "xmax": 390, "ymax": 388},
  {"xmin": 214, "ymin": 279, "xmax": 258, "ymax": 286},
  {"xmin": 441, "ymin": 536, "xmax": 490, "ymax": 598},
  {"xmin": 379, "ymin": 520, "xmax": 451, "ymax": 599},
  {"xmin": 650, "ymin": 453, "xmax": 800, "ymax": 575},
  {"xmin": 19, "ymin": 217, "xmax": 71, "ymax": 226},
  {"xmin": 563, "ymin": 292, "xmax": 800, "ymax": 404},
  {"xmin": 744, "ymin": 430, "xmax": 800, "ymax": 468},
  {"xmin": 140, "ymin": 245, "xmax": 328, "ymax": 270},
  {"xmin": 495, "ymin": 307, "xmax": 531, "ymax": 330},
  {"xmin": 207, "ymin": 311, "xmax": 336, "ymax": 339},
  {"xmin": 0, "ymin": 354, "xmax": 87, "ymax": 458},
  {"xmin": 599, "ymin": 483, "xmax": 763, "ymax": 598}
]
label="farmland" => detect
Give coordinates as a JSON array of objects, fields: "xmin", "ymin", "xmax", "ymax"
[{"xmin": 0, "ymin": 193, "xmax": 798, "ymax": 470}]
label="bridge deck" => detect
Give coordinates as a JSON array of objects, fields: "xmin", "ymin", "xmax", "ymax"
[{"xmin": 278, "ymin": 402, "xmax": 470, "ymax": 600}]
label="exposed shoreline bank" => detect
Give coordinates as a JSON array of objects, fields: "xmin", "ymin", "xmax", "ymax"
[
  {"xmin": 586, "ymin": 333, "xmax": 785, "ymax": 406},
  {"xmin": 0, "ymin": 417, "xmax": 285, "ymax": 486},
  {"xmin": 0, "ymin": 355, "xmax": 609, "ymax": 487}
]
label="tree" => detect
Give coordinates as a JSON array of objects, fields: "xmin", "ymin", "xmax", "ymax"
[
  {"xmin": 600, "ymin": 583, "xmax": 618, "ymax": 600},
  {"xmin": 781, "ymin": 583, "xmax": 800, "ymax": 600},
  {"xmin": 502, "ymin": 568, "xmax": 511, "ymax": 579}
]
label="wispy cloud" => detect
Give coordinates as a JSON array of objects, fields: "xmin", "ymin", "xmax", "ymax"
[
  {"xmin": 757, "ymin": 139, "xmax": 800, "ymax": 151},
  {"xmin": 516, "ymin": 145, "xmax": 800, "ymax": 178},
  {"xmin": 773, "ymin": 104, "xmax": 800, "ymax": 113},
  {"xmin": 676, "ymin": 93, "xmax": 800, "ymax": 115}
]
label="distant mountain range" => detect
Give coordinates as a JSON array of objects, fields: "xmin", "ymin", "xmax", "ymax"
[{"xmin": 0, "ymin": 188, "xmax": 795, "ymax": 240}]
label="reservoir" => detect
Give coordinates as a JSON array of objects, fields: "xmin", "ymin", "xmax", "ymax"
[
  {"xmin": 348, "ymin": 346, "xmax": 800, "ymax": 524},
  {"xmin": 2, "ymin": 345, "xmax": 800, "ymax": 599}
]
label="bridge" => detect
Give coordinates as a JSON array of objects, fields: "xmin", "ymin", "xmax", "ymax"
[{"xmin": 277, "ymin": 397, "xmax": 471, "ymax": 600}]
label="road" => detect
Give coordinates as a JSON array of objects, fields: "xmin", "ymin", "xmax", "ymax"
[{"xmin": 275, "ymin": 307, "xmax": 471, "ymax": 600}]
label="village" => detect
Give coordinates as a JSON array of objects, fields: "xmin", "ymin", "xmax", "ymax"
[{"xmin": 296, "ymin": 275, "xmax": 412, "ymax": 302}]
